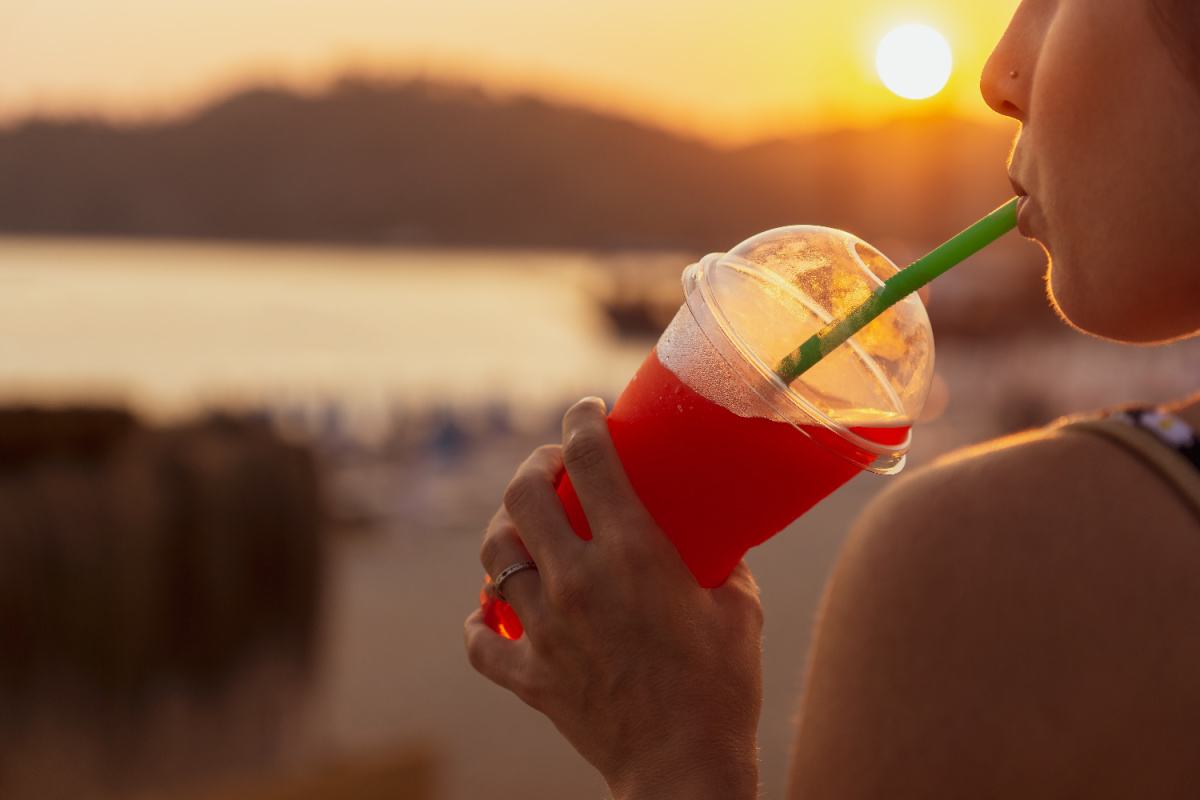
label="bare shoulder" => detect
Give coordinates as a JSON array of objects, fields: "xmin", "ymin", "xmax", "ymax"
[
  {"xmin": 852, "ymin": 423, "xmax": 1200, "ymax": 581},
  {"xmin": 790, "ymin": 427, "xmax": 1200, "ymax": 799}
]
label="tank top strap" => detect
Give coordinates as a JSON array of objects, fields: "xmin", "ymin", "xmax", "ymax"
[{"xmin": 1052, "ymin": 408, "xmax": 1200, "ymax": 520}]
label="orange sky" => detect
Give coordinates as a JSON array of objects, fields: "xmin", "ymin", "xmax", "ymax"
[{"xmin": 0, "ymin": 0, "xmax": 1021, "ymax": 144}]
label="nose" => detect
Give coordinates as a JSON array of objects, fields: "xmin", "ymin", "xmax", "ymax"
[{"xmin": 980, "ymin": 2, "xmax": 1035, "ymax": 122}]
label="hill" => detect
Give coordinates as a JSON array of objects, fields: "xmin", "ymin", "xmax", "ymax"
[{"xmin": 0, "ymin": 79, "xmax": 1022, "ymax": 252}]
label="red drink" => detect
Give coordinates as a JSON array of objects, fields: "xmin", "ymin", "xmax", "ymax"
[
  {"xmin": 479, "ymin": 225, "xmax": 933, "ymax": 640},
  {"xmin": 556, "ymin": 347, "xmax": 909, "ymax": 587},
  {"xmin": 481, "ymin": 577, "xmax": 525, "ymax": 639}
]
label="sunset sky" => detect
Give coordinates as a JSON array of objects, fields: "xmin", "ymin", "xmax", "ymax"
[{"xmin": 0, "ymin": 0, "xmax": 1021, "ymax": 144}]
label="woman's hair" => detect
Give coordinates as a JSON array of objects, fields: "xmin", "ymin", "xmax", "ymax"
[{"xmin": 1151, "ymin": 0, "xmax": 1200, "ymax": 89}]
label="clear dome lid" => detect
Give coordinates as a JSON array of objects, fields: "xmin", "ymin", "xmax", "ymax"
[{"xmin": 683, "ymin": 225, "xmax": 935, "ymax": 473}]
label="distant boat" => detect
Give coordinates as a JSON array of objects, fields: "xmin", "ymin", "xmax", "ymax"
[{"xmin": 599, "ymin": 296, "xmax": 675, "ymax": 340}]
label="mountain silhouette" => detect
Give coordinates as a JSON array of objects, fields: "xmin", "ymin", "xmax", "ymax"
[{"xmin": 0, "ymin": 79, "xmax": 1023, "ymax": 252}]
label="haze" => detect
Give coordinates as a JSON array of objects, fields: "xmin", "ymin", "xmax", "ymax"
[{"xmin": 0, "ymin": 0, "xmax": 1020, "ymax": 143}]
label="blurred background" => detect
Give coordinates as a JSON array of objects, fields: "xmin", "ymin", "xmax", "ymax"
[{"xmin": 3, "ymin": 1, "xmax": 1200, "ymax": 798}]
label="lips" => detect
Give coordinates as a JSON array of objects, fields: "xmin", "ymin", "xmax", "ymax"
[{"xmin": 1009, "ymin": 175, "xmax": 1032, "ymax": 236}]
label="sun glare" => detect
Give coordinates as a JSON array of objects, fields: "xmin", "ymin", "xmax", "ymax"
[{"xmin": 875, "ymin": 24, "xmax": 953, "ymax": 100}]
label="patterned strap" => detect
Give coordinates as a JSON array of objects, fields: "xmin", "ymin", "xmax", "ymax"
[
  {"xmin": 1054, "ymin": 408, "xmax": 1200, "ymax": 520},
  {"xmin": 1106, "ymin": 408, "xmax": 1200, "ymax": 470}
]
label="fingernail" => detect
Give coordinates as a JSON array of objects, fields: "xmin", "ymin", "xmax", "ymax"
[{"xmin": 584, "ymin": 396, "xmax": 607, "ymax": 413}]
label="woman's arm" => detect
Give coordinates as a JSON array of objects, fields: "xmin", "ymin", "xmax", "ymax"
[{"xmin": 464, "ymin": 397, "xmax": 765, "ymax": 800}]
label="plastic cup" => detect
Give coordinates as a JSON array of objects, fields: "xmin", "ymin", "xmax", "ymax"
[{"xmin": 482, "ymin": 224, "xmax": 935, "ymax": 638}]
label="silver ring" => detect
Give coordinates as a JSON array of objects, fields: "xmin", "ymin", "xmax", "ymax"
[{"xmin": 493, "ymin": 561, "xmax": 538, "ymax": 601}]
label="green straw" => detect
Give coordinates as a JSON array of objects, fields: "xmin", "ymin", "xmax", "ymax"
[{"xmin": 774, "ymin": 197, "xmax": 1019, "ymax": 383}]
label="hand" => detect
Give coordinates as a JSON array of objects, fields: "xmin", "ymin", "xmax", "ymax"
[{"xmin": 464, "ymin": 397, "xmax": 764, "ymax": 800}]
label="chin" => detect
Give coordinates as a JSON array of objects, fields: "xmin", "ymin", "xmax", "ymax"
[{"xmin": 1048, "ymin": 265, "xmax": 1200, "ymax": 344}]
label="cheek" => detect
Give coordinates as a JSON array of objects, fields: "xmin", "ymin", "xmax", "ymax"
[{"xmin": 1027, "ymin": 3, "xmax": 1200, "ymax": 344}]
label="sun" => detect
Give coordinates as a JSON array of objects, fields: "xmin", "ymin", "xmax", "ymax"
[{"xmin": 875, "ymin": 24, "xmax": 953, "ymax": 100}]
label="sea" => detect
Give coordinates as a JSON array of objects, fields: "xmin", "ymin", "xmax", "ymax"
[
  {"xmin": 0, "ymin": 235, "xmax": 681, "ymax": 425},
  {"xmin": 4, "ymin": 234, "xmax": 1200, "ymax": 442}
]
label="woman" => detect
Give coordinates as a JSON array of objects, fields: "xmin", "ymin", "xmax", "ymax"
[{"xmin": 465, "ymin": 0, "xmax": 1200, "ymax": 796}]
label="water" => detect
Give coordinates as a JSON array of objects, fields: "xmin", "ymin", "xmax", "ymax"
[
  {"xmin": 0, "ymin": 236, "xmax": 662, "ymax": 421},
  {"xmin": 6, "ymin": 233, "xmax": 1200, "ymax": 458}
]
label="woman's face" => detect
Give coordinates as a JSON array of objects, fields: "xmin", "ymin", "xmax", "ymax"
[{"xmin": 982, "ymin": 0, "xmax": 1200, "ymax": 343}]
